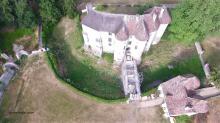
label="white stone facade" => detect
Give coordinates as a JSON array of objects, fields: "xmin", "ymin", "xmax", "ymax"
[{"xmin": 81, "ymin": 4, "xmax": 171, "ymax": 64}]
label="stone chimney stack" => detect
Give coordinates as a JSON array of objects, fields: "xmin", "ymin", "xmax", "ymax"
[{"xmin": 86, "ymin": 3, "xmax": 93, "ymax": 14}]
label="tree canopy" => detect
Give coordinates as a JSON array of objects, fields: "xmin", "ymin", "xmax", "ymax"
[
  {"xmin": 0, "ymin": 0, "xmax": 36, "ymax": 27},
  {"xmin": 39, "ymin": 0, "xmax": 61, "ymax": 26},
  {"xmin": 15, "ymin": 0, "xmax": 36, "ymax": 28},
  {"xmin": 168, "ymin": 0, "xmax": 220, "ymax": 43},
  {"xmin": 0, "ymin": 0, "xmax": 79, "ymax": 28},
  {"xmin": 0, "ymin": 0, "xmax": 14, "ymax": 25}
]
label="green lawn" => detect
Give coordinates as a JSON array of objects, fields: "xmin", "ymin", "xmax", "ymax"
[
  {"xmin": 141, "ymin": 56, "xmax": 205, "ymax": 93},
  {"xmin": 175, "ymin": 115, "xmax": 193, "ymax": 123},
  {"xmin": 140, "ymin": 40, "xmax": 205, "ymax": 93},
  {"xmin": 0, "ymin": 28, "xmax": 33, "ymax": 54}
]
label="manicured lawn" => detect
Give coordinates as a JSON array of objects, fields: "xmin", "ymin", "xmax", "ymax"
[{"xmin": 0, "ymin": 28, "xmax": 33, "ymax": 54}]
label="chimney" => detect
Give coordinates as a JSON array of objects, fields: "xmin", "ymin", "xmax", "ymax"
[
  {"xmin": 159, "ymin": 9, "xmax": 164, "ymax": 18},
  {"xmin": 86, "ymin": 3, "xmax": 93, "ymax": 14}
]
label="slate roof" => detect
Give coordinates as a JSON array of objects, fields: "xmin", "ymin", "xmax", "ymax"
[
  {"xmin": 82, "ymin": 4, "xmax": 171, "ymax": 41},
  {"xmin": 161, "ymin": 75, "xmax": 208, "ymax": 116}
]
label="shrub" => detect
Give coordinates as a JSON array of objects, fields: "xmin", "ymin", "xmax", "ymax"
[
  {"xmin": 168, "ymin": 0, "xmax": 220, "ymax": 43},
  {"xmin": 137, "ymin": 3, "xmax": 155, "ymax": 14},
  {"xmin": 175, "ymin": 115, "xmax": 192, "ymax": 123},
  {"xmin": 103, "ymin": 53, "xmax": 113, "ymax": 63},
  {"xmin": 210, "ymin": 68, "xmax": 220, "ymax": 88},
  {"xmin": 95, "ymin": 5, "xmax": 107, "ymax": 11}
]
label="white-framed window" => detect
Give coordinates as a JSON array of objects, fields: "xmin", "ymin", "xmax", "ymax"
[
  {"xmin": 108, "ymin": 38, "xmax": 112, "ymax": 42},
  {"xmin": 83, "ymin": 32, "xmax": 89, "ymax": 42},
  {"xmin": 109, "ymin": 32, "xmax": 112, "ymax": 36},
  {"xmin": 109, "ymin": 43, "xmax": 112, "ymax": 46},
  {"xmin": 135, "ymin": 45, "xmax": 138, "ymax": 49},
  {"xmin": 96, "ymin": 38, "xmax": 100, "ymax": 42},
  {"xmin": 128, "ymin": 41, "xmax": 132, "ymax": 45}
]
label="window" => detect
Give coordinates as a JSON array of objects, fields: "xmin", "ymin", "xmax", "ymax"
[
  {"xmin": 88, "ymin": 45, "xmax": 91, "ymax": 49},
  {"xmin": 135, "ymin": 45, "xmax": 138, "ymax": 49},
  {"xmin": 108, "ymin": 38, "xmax": 112, "ymax": 42},
  {"xmin": 109, "ymin": 32, "xmax": 112, "ymax": 35},
  {"xmin": 109, "ymin": 43, "xmax": 112, "ymax": 46},
  {"xmin": 128, "ymin": 41, "xmax": 132, "ymax": 45}
]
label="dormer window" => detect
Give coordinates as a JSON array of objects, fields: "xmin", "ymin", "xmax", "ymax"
[
  {"xmin": 135, "ymin": 45, "xmax": 138, "ymax": 49},
  {"xmin": 153, "ymin": 13, "xmax": 157, "ymax": 22},
  {"xmin": 159, "ymin": 8, "xmax": 165, "ymax": 18},
  {"xmin": 96, "ymin": 38, "xmax": 100, "ymax": 42}
]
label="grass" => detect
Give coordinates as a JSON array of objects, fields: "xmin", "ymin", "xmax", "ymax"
[
  {"xmin": 141, "ymin": 56, "xmax": 205, "ymax": 93},
  {"xmin": 0, "ymin": 55, "xmax": 164, "ymax": 123},
  {"xmin": 103, "ymin": 53, "xmax": 113, "ymax": 63},
  {"xmin": 0, "ymin": 28, "xmax": 33, "ymax": 54},
  {"xmin": 140, "ymin": 40, "xmax": 205, "ymax": 94},
  {"xmin": 47, "ymin": 17, "xmax": 124, "ymax": 100},
  {"xmin": 175, "ymin": 115, "xmax": 193, "ymax": 123}
]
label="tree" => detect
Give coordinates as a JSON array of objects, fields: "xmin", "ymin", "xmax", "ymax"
[
  {"xmin": 15, "ymin": 0, "xmax": 36, "ymax": 28},
  {"xmin": 0, "ymin": 0, "xmax": 14, "ymax": 25},
  {"xmin": 168, "ymin": 0, "xmax": 220, "ymax": 43},
  {"xmin": 39, "ymin": 0, "xmax": 61, "ymax": 26},
  {"xmin": 63, "ymin": 0, "xmax": 78, "ymax": 18}
]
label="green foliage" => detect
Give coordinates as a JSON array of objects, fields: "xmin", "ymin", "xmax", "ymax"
[
  {"xmin": 0, "ymin": 0, "xmax": 14, "ymax": 25},
  {"xmin": 15, "ymin": 0, "xmax": 36, "ymax": 28},
  {"xmin": 0, "ymin": 28, "xmax": 32, "ymax": 53},
  {"xmin": 175, "ymin": 115, "xmax": 193, "ymax": 123},
  {"xmin": 168, "ymin": 0, "xmax": 220, "ymax": 43},
  {"xmin": 103, "ymin": 53, "xmax": 113, "ymax": 63},
  {"xmin": 63, "ymin": 0, "xmax": 78, "ymax": 18},
  {"xmin": 39, "ymin": 0, "xmax": 61, "ymax": 27},
  {"xmin": 0, "ymin": 0, "xmax": 36, "ymax": 27},
  {"xmin": 211, "ymin": 67, "xmax": 220, "ymax": 88},
  {"xmin": 137, "ymin": 3, "xmax": 155, "ymax": 14},
  {"xmin": 96, "ymin": 5, "xmax": 107, "ymax": 11},
  {"xmin": 141, "ymin": 56, "xmax": 205, "ymax": 92}
]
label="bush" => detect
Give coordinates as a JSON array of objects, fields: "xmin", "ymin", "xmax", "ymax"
[
  {"xmin": 175, "ymin": 115, "xmax": 192, "ymax": 123},
  {"xmin": 103, "ymin": 53, "xmax": 113, "ymax": 63},
  {"xmin": 210, "ymin": 68, "xmax": 220, "ymax": 88},
  {"xmin": 168, "ymin": 0, "xmax": 220, "ymax": 43},
  {"xmin": 137, "ymin": 3, "xmax": 155, "ymax": 14},
  {"xmin": 95, "ymin": 5, "xmax": 108, "ymax": 11}
]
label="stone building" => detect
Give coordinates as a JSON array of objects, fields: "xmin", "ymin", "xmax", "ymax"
[{"xmin": 81, "ymin": 4, "xmax": 171, "ymax": 64}]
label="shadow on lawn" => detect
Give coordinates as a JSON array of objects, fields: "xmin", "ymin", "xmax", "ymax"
[{"xmin": 140, "ymin": 55, "xmax": 206, "ymax": 93}]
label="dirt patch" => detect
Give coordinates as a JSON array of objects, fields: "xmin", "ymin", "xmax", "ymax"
[
  {"xmin": 206, "ymin": 97, "xmax": 220, "ymax": 123},
  {"xmin": 0, "ymin": 54, "xmax": 166, "ymax": 123},
  {"xmin": 14, "ymin": 31, "xmax": 38, "ymax": 52},
  {"xmin": 202, "ymin": 36, "xmax": 220, "ymax": 68}
]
